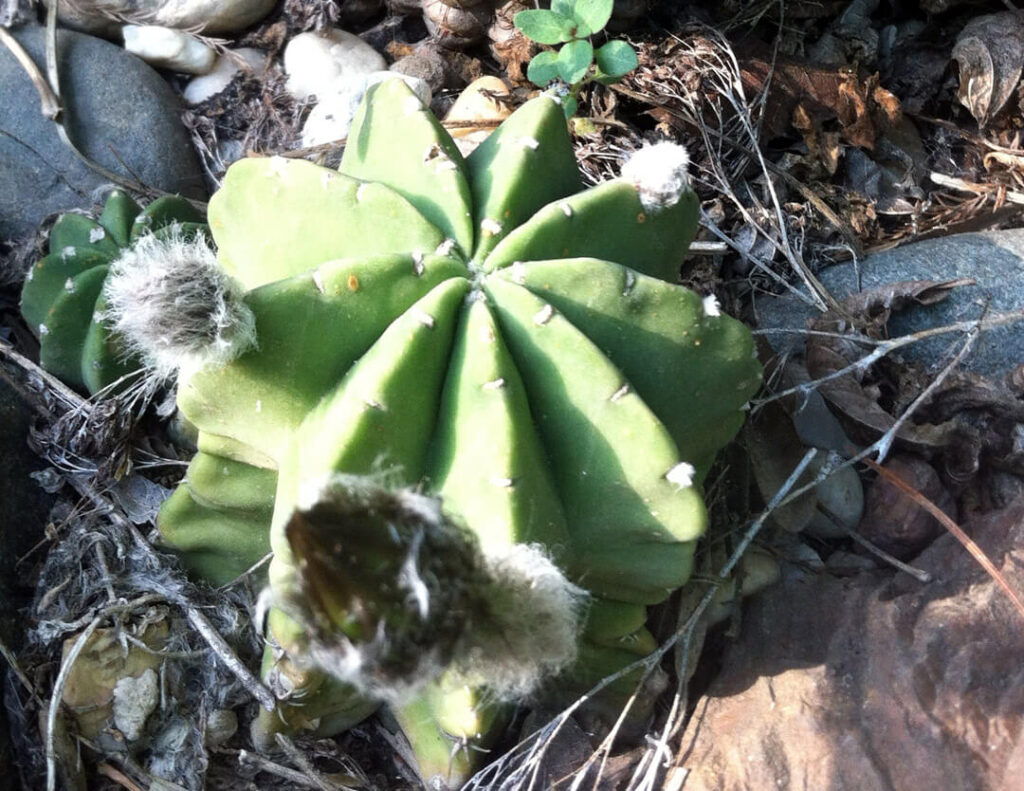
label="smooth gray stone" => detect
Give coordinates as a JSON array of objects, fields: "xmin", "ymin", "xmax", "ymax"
[
  {"xmin": 0, "ymin": 24, "xmax": 205, "ymax": 240},
  {"xmin": 755, "ymin": 230, "xmax": 1024, "ymax": 378}
]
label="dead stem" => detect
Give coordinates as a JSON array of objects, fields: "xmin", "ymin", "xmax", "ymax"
[
  {"xmin": 46, "ymin": 614, "xmax": 102, "ymax": 791},
  {"xmin": 186, "ymin": 606, "xmax": 276, "ymax": 712},
  {"xmin": 751, "ymin": 309, "xmax": 1024, "ymax": 411},
  {"xmin": 274, "ymin": 734, "xmax": 358, "ymax": 791},
  {"xmin": 466, "ymin": 451, "xmax": 819, "ymax": 791},
  {"xmin": 235, "ymin": 749, "xmax": 330, "ymax": 789},
  {"xmin": 816, "ymin": 504, "xmax": 932, "ymax": 583}
]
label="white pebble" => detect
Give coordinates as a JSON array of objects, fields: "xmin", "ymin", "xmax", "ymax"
[
  {"xmin": 284, "ymin": 29, "xmax": 386, "ymax": 101},
  {"xmin": 122, "ymin": 24, "xmax": 216, "ymax": 75},
  {"xmin": 112, "ymin": 668, "xmax": 159, "ymax": 741},
  {"xmin": 300, "ymin": 78, "xmax": 368, "ymax": 147},
  {"xmin": 183, "ymin": 48, "xmax": 268, "ymax": 105}
]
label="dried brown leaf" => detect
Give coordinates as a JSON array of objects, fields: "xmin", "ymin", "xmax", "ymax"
[
  {"xmin": 740, "ymin": 55, "xmax": 902, "ymax": 156},
  {"xmin": 952, "ymin": 11, "xmax": 1024, "ymax": 128}
]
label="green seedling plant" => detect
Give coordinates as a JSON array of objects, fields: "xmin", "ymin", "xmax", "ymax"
[
  {"xmin": 515, "ymin": 0, "xmax": 639, "ymax": 116},
  {"xmin": 105, "ymin": 78, "xmax": 761, "ymax": 789},
  {"xmin": 20, "ymin": 191, "xmax": 205, "ymax": 394}
]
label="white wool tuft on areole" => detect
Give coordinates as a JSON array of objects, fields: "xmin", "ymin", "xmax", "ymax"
[
  {"xmin": 620, "ymin": 141, "xmax": 691, "ymax": 212},
  {"xmin": 103, "ymin": 228, "xmax": 256, "ymax": 379},
  {"xmin": 455, "ymin": 543, "xmax": 587, "ymax": 699}
]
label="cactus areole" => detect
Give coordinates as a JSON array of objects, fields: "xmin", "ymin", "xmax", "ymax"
[{"xmin": 148, "ymin": 79, "xmax": 761, "ymax": 785}]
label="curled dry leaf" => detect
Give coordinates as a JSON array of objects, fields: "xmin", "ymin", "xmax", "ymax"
[
  {"xmin": 740, "ymin": 55, "xmax": 902, "ymax": 156},
  {"xmin": 489, "ymin": 1, "xmax": 536, "ymax": 85},
  {"xmin": 805, "ymin": 279, "xmax": 975, "ymax": 455},
  {"xmin": 952, "ymin": 11, "xmax": 1024, "ymax": 128}
]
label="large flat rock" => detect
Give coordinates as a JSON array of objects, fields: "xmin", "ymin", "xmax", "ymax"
[
  {"xmin": 678, "ymin": 499, "xmax": 1024, "ymax": 791},
  {"xmin": 755, "ymin": 231, "xmax": 1024, "ymax": 378},
  {"xmin": 0, "ymin": 25, "xmax": 205, "ymax": 240}
]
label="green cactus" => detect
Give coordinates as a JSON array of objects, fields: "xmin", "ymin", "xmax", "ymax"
[
  {"xmin": 20, "ymin": 191, "xmax": 204, "ymax": 393},
  {"xmin": 141, "ymin": 79, "xmax": 761, "ymax": 787}
]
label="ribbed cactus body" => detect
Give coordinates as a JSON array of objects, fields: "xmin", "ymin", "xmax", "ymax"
[
  {"xmin": 158, "ymin": 79, "xmax": 761, "ymax": 786},
  {"xmin": 20, "ymin": 192, "xmax": 204, "ymax": 393}
]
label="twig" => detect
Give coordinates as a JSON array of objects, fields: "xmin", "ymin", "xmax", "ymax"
[
  {"xmin": 236, "ymin": 750, "xmax": 332, "ymax": 789},
  {"xmin": 0, "ymin": 635, "xmax": 41, "ymax": 703},
  {"xmin": 47, "ymin": 614, "xmax": 102, "ymax": 791},
  {"xmin": 95, "ymin": 543, "xmax": 118, "ymax": 604},
  {"xmin": 0, "ymin": 26, "xmax": 61, "ymax": 118},
  {"xmin": 930, "ymin": 171, "xmax": 1024, "ymax": 206},
  {"xmin": 185, "ymin": 606, "xmax": 276, "ymax": 712},
  {"xmin": 40, "ymin": 594, "xmax": 166, "ymax": 639},
  {"xmin": 863, "ymin": 459, "xmax": 1024, "ymax": 622},
  {"xmin": 752, "ymin": 310, "xmax": 1024, "ymax": 410},
  {"xmin": 220, "ymin": 551, "xmax": 272, "ymax": 589},
  {"xmin": 36, "ymin": 1, "xmax": 202, "ymax": 205},
  {"xmin": 274, "ymin": 734, "xmax": 357, "ymax": 791},
  {"xmin": 467, "ymin": 450, "xmax": 819, "ymax": 791},
  {"xmin": 816, "ymin": 504, "xmax": 932, "ymax": 583},
  {"xmin": 0, "ymin": 340, "xmax": 86, "ymax": 415},
  {"xmin": 97, "ymin": 763, "xmax": 144, "ymax": 791}
]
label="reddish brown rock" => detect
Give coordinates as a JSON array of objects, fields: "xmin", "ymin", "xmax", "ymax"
[
  {"xmin": 678, "ymin": 498, "xmax": 1024, "ymax": 791},
  {"xmin": 859, "ymin": 454, "xmax": 957, "ymax": 558}
]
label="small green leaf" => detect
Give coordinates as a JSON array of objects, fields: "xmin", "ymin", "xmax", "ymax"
[
  {"xmin": 514, "ymin": 9, "xmax": 576, "ymax": 44},
  {"xmin": 557, "ymin": 39, "xmax": 593, "ymax": 85},
  {"xmin": 595, "ymin": 40, "xmax": 638, "ymax": 79},
  {"xmin": 562, "ymin": 95, "xmax": 579, "ymax": 118},
  {"xmin": 527, "ymin": 51, "xmax": 561, "ymax": 88},
  {"xmin": 551, "ymin": 0, "xmax": 575, "ymax": 15},
  {"xmin": 572, "ymin": 0, "xmax": 614, "ymax": 33}
]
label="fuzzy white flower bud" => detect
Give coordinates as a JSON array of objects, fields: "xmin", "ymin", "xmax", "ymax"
[
  {"xmin": 103, "ymin": 229, "xmax": 256, "ymax": 379},
  {"xmin": 283, "ymin": 475, "xmax": 585, "ymax": 703},
  {"xmin": 621, "ymin": 141, "xmax": 691, "ymax": 212}
]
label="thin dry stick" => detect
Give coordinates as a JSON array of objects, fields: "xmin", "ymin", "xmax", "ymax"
[
  {"xmin": 0, "ymin": 26, "xmax": 61, "ymax": 117},
  {"xmin": 46, "ymin": 614, "xmax": 102, "ymax": 791},
  {"xmin": 186, "ymin": 606, "xmax": 276, "ymax": 712},
  {"xmin": 38, "ymin": 2, "xmax": 204, "ymax": 207},
  {"xmin": 2, "ymin": 342, "xmax": 277, "ymax": 712},
  {"xmin": 236, "ymin": 750, "xmax": 329, "ymax": 789},
  {"xmin": 0, "ymin": 635, "xmax": 41, "ymax": 703},
  {"xmin": 96, "ymin": 763, "xmax": 145, "ymax": 791},
  {"xmin": 274, "ymin": 733, "xmax": 358, "ymax": 791},
  {"xmin": 752, "ymin": 310, "xmax": 1024, "ymax": 411},
  {"xmin": 468, "ymin": 450, "xmax": 819, "ymax": 791},
  {"xmin": 623, "ymin": 449, "xmax": 821, "ymax": 791},
  {"xmin": 816, "ymin": 504, "xmax": 932, "ymax": 583},
  {"xmin": 863, "ymin": 459, "xmax": 1024, "ymax": 622},
  {"xmin": 761, "ymin": 316, "xmax": 988, "ymax": 527}
]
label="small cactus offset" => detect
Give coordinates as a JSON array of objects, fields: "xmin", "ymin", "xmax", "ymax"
[
  {"xmin": 20, "ymin": 191, "xmax": 205, "ymax": 393},
  {"xmin": 115, "ymin": 79, "xmax": 761, "ymax": 787}
]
